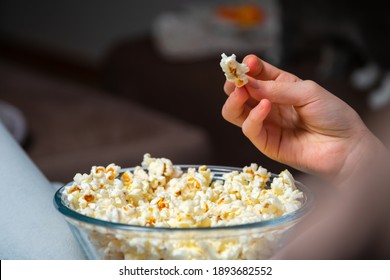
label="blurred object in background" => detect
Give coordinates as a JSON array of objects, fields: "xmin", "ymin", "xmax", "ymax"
[
  {"xmin": 350, "ymin": 62, "xmax": 381, "ymax": 91},
  {"xmin": 0, "ymin": 60, "xmax": 212, "ymax": 183},
  {"xmin": 215, "ymin": 3, "xmax": 265, "ymax": 27},
  {"xmin": 0, "ymin": 100, "xmax": 28, "ymax": 145},
  {"xmin": 279, "ymin": 0, "xmax": 390, "ymax": 111},
  {"xmin": 152, "ymin": 0, "xmax": 282, "ymax": 64},
  {"xmin": 366, "ymin": 73, "xmax": 390, "ymax": 111}
]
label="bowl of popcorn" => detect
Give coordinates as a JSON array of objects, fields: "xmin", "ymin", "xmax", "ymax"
[{"xmin": 54, "ymin": 153, "xmax": 313, "ymax": 260}]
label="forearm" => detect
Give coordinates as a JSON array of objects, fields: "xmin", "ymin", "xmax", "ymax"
[{"xmin": 276, "ymin": 132, "xmax": 390, "ymax": 259}]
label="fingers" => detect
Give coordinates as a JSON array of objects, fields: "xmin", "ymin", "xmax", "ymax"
[
  {"xmin": 224, "ymin": 54, "xmax": 300, "ymax": 97},
  {"xmin": 243, "ymin": 54, "xmax": 301, "ymax": 82},
  {"xmin": 246, "ymin": 79, "xmax": 322, "ymax": 107},
  {"xmin": 242, "ymin": 99, "xmax": 272, "ymax": 145},
  {"xmin": 224, "ymin": 54, "xmax": 300, "ymax": 96},
  {"xmin": 221, "ymin": 87, "xmax": 251, "ymax": 127},
  {"xmin": 223, "ymin": 81, "xmax": 235, "ymax": 96}
]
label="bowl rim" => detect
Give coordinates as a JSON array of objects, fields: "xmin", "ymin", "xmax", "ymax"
[{"xmin": 53, "ymin": 164, "xmax": 314, "ymax": 232}]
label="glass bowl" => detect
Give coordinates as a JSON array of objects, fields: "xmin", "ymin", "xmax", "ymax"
[{"xmin": 54, "ymin": 165, "xmax": 314, "ymax": 260}]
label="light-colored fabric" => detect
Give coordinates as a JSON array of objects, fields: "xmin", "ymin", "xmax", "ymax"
[{"xmin": 0, "ymin": 122, "xmax": 86, "ymax": 259}]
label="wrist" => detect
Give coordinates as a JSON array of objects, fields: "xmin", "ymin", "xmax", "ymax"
[{"xmin": 332, "ymin": 129, "xmax": 390, "ymax": 188}]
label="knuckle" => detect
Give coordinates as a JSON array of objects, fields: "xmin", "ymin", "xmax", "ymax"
[
  {"xmin": 241, "ymin": 122, "xmax": 252, "ymax": 138},
  {"xmin": 221, "ymin": 104, "xmax": 230, "ymax": 120},
  {"xmin": 302, "ymin": 80, "xmax": 318, "ymax": 92}
]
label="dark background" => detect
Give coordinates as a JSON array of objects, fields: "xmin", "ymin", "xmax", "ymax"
[{"xmin": 1, "ymin": 0, "xmax": 390, "ymax": 182}]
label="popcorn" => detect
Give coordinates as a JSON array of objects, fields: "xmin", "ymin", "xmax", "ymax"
[
  {"xmin": 62, "ymin": 154, "xmax": 304, "ymax": 259},
  {"xmin": 220, "ymin": 53, "xmax": 250, "ymax": 87}
]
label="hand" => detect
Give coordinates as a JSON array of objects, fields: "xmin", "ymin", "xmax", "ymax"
[{"xmin": 222, "ymin": 55, "xmax": 385, "ymax": 183}]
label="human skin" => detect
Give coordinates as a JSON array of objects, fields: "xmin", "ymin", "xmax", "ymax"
[
  {"xmin": 222, "ymin": 55, "xmax": 390, "ymax": 259},
  {"xmin": 222, "ymin": 55, "xmax": 389, "ymax": 186}
]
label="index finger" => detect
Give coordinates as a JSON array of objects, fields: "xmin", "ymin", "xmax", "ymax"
[
  {"xmin": 224, "ymin": 81, "xmax": 235, "ymax": 96},
  {"xmin": 243, "ymin": 55, "xmax": 301, "ymax": 83}
]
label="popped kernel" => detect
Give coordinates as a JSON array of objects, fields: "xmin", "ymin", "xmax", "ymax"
[
  {"xmin": 61, "ymin": 154, "xmax": 304, "ymax": 259},
  {"xmin": 220, "ymin": 53, "xmax": 249, "ymax": 87}
]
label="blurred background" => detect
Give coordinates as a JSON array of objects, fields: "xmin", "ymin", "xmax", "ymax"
[{"xmin": 1, "ymin": 0, "xmax": 390, "ymax": 183}]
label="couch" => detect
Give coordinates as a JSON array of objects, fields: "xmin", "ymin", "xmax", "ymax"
[{"xmin": 0, "ymin": 60, "xmax": 211, "ymax": 183}]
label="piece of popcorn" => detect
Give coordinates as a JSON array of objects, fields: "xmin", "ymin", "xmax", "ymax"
[
  {"xmin": 220, "ymin": 53, "xmax": 249, "ymax": 87},
  {"xmin": 62, "ymin": 153, "xmax": 303, "ymax": 260}
]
